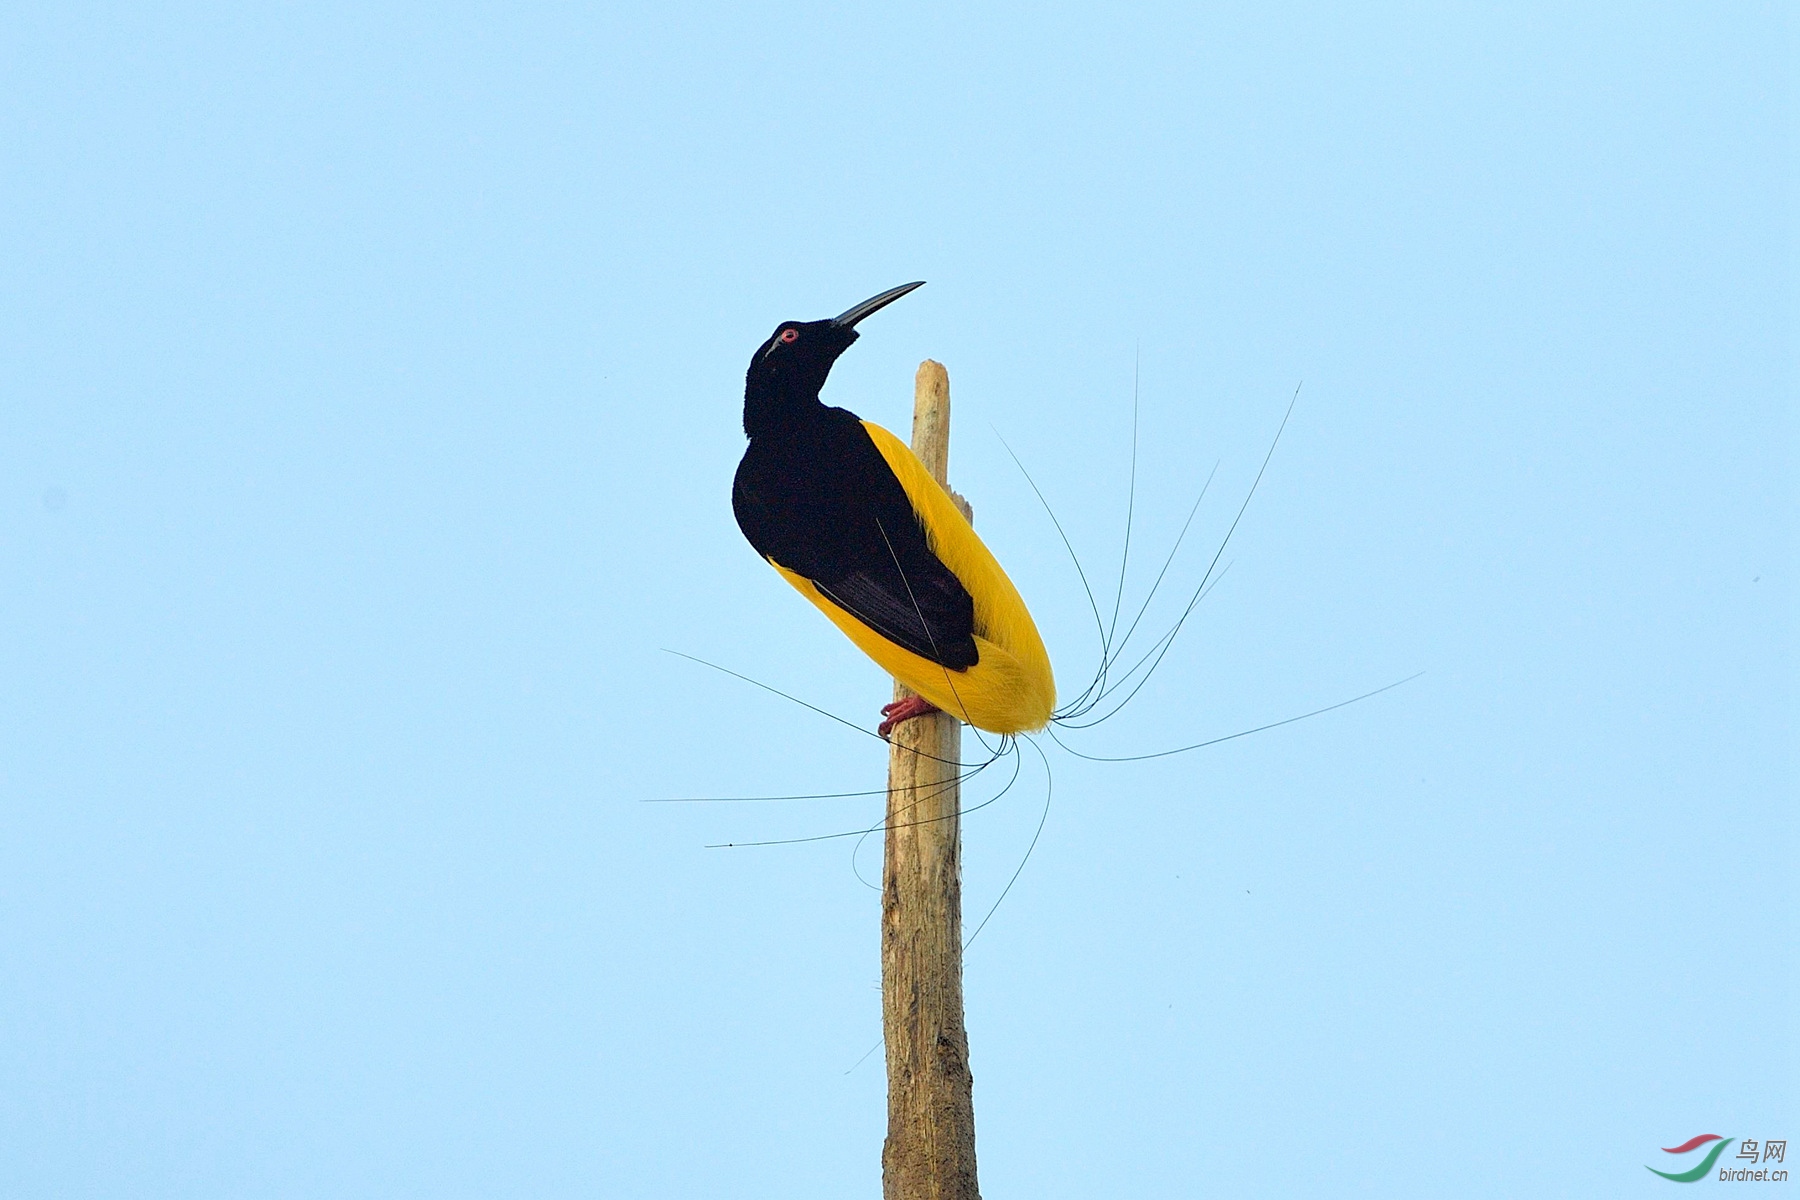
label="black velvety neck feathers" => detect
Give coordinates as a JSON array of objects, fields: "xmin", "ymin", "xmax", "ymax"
[
  {"xmin": 740, "ymin": 282, "xmax": 926, "ymax": 438},
  {"xmin": 742, "ymin": 318, "xmax": 858, "ymax": 439}
]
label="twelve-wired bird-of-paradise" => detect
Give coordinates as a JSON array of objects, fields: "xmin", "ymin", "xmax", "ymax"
[{"xmin": 733, "ymin": 282, "xmax": 1055, "ymax": 739}]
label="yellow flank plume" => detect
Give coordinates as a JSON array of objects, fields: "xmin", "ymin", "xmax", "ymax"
[{"xmin": 768, "ymin": 421, "xmax": 1055, "ymax": 735}]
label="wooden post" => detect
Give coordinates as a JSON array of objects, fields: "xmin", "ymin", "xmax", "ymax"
[{"xmin": 882, "ymin": 360, "xmax": 980, "ymax": 1200}]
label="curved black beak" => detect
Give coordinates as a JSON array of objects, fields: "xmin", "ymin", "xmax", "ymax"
[{"xmin": 831, "ymin": 281, "xmax": 926, "ymax": 329}]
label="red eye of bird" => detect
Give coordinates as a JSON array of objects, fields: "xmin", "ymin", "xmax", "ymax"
[{"xmin": 779, "ymin": 329, "xmax": 799, "ymax": 343}]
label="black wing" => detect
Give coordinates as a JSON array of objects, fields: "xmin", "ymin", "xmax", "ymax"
[{"xmin": 733, "ymin": 410, "xmax": 978, "ymax": 670}]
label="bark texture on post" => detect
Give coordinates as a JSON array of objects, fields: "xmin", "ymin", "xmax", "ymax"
[{"xmin": 882, "ymin": 360, "xmax": 980, "ymax": 1200}]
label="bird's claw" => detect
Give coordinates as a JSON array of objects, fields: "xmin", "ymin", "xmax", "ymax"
[{"xmin": 879, "ymin": 695, "xmax": 942, "ymax": 738}]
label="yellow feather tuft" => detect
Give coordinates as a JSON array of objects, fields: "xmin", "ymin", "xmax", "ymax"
[{"xmin": 766, "ymin": 422, "xmax": 1055, "ymax": 735}]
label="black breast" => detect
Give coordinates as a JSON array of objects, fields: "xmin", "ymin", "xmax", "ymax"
[{"xmin": 733, "ymin": 407, "xmax": 978, "ymax": 670}]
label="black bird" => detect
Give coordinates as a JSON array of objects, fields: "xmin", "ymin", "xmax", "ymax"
[{"xmin": 732, "ymin": 282, "xmax": 1055, "ymax": 736}]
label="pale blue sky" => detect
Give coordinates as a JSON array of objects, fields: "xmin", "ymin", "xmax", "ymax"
[{"xmin": 2, "ymin": 3, "xmax": 1792, "ymax": 1196}]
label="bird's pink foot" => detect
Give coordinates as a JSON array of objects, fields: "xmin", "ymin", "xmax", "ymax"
[{"xmin": 879, "ymin": 695, "xmax": 942, "ymax": 738}]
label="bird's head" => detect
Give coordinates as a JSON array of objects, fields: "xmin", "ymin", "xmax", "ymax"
[{"xmin": 743, "ymin": 282, "xmax": 924, "ymax": 434}]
